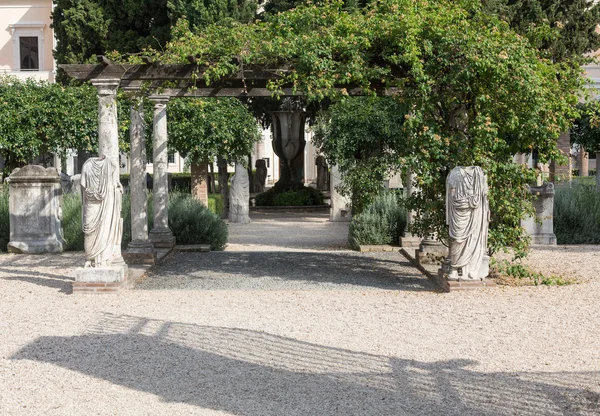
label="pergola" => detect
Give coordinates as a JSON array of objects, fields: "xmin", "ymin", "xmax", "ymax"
[{"xmin": 60, "ymin": 60, "xmax": 411, "ymax": 264}]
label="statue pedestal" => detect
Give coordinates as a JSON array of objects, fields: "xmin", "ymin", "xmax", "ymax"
[
  {"xmin": 73, "ymin": 264, "xmax": 128, "ymax": 293},
  {"xmin": 123, "ymin": 240, "xmax": 156, "ymax": 265},
  {"xmin": 399, "ymin": 234, "xmax": 421, "ymax": 248},
  {"xmin": 436, "ymin": 258, "xmax": 494, "ymax": 292}
]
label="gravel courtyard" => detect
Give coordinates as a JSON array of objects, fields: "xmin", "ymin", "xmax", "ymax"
[{"xmin": 0, "ymin": 211, "xmax": 599, "ymax": 415}]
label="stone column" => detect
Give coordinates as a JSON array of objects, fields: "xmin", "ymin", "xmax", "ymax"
[
  {"xmin": 91, "ymin": 79, "xmax": 120, "ymax": 169},
  {"xmin": 91, "ymin": 78, "xmax": 124, "ymax": 265},
  {"xmin": 400, "ymin": 168, "xmax": 420, "ymax": 247},
  {"xmin": 124, "ymin": 104, "xmax": 156, "ymax": 264},
  {"xmin": 149, "ymin": 96, "xmax": 175, "ymax": 248},
  {"xmin": 579, "ymin": 150, "xmax": 589, "ymax": 177}
]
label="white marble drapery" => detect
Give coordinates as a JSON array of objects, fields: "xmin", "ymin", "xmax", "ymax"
[
  {"xmin": 446, "ymin": 166, "xmax": 489, "ymax": 280},
  {"xmin": 81, "ymin": 157, "xmax": 123, "ymax": 267}
]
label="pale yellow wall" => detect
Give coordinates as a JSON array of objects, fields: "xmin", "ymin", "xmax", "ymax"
[{"xmin": 0, "ymin": 1, "xmax": 54, "ymax": 79}]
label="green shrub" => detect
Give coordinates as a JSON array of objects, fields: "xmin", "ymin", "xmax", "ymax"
[
  {"xmin": 167, "ymin": 192, "xmax": 228, "ymax": 250},
  {"xmin": 554, "ymin": 184, "xmax": 600, "ymax": 244},
  {"xmin": 171, "ymin": 172, "xmax": 191, "ymax": 192},
  {"xmin": 207, "ymin": 193, "xmax": 224, "ymax": 216},
  {"xmin": 255, "ymin": 187, "xmax": 324, "ymax": 206},
  {"xmin": 0, "ymin": 188, "xmax": 10, "ymax": 251},
  {"xmin": 0, "ymin": 189, "xmax": 227, "ymax": 252},
  {"xmin": 62, "ymin": 192, "xmax": 85, "ymax": 251},
  {"xmin": 120, "ymin": 174, "xmax": 130, "ymax": 189},
  {"xmin": 348, "ymin": 191, "xmax": 406, "ymax": 250}
]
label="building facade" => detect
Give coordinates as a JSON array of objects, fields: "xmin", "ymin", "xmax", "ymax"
[{"xmin": 0, "ymin": 0, "xmax": 55, "ymax": 82}]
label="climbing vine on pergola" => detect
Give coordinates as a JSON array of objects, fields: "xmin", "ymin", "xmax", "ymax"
[{"xmin": 62, "ymin": 0, "xmax": 584, "ymax": 257}]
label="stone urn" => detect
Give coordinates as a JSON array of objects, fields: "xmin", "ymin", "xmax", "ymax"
[{"xmin": 270, "ymin": 111, "xmax": 307, "ymax": 189}]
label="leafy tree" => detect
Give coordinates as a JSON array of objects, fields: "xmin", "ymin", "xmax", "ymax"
[
  {"xmin": 482, "ymin": 0, "xmax": 600, "ymax": 63},
  {"xmin": 154, "ymin": 0, "xmax": 582, "ymax": 256},
  {"xmin": 52, "ymin": 0, "xmax": 258, "ymax": 67},
  {"xmin": 571, "ymin": 101, "xmax": 600, "ymax": 188},
  {"xmin": 0, "ymin": 76, "xmax": 133, "ymax": 174},
  {"xmin": 0, "ymin": 77, "xmax": 97, "ymax": 173},
  {"xmin": 167, "ymin": 98, "xmax": 261, "ymax": 164},
  {"xmin": 313, "ymin": 97, "xmax": 408, "ymax": 214}
]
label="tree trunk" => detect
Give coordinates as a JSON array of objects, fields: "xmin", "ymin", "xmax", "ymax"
[{"xmin": 218, "ymin": 158, "xmax": 229, "ymax": 219}]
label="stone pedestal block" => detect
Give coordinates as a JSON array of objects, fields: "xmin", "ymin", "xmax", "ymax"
[
  {"xmin": 73, "ymin": 264, "xmax": 128, "ymax": 293},
  {"xmin": 521, "ymin": 182, "xmax": 557, "ymax": 245},
  {"xmin": 329, "ymin": 165, "xmax": 351, "ymax": 222},
  {"xmin": 7, "ymin": 165, "xmax": 66, "ymax": 254},
  {"xmin": 124, "ymin": 240, "xmax": 156, "ymax": 265},
  {"xmin": 399, "ymin": 235, "xmax": 421, "ymax": 248}
]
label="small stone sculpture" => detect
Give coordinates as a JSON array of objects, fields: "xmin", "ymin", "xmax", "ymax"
[
  {"xmin": 80, "ymin": 156, "xmax": 124, "ymax": 267},
  {"xmin": 316, "ymin": 156, "xmax": 328, "ymax": 191},
  {"xmin": 445, "ymin": 166, "xmax": 490, "ymax": 280},
  {"xmin": 60, "ymin": 172, "xmax": 73, "ymax": 194},
  {"xmin": 229, "ymin": 163, "xmax": 251, "ymax": 223},
  {"xmin": 255, "ymin": 159, "xmax": 267, "ymax": 193}
]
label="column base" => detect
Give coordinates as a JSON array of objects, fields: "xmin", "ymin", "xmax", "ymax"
[
  {"xmin": 73, "ymin": 264, "xmax": 128, "ymax": 294},
  {"xmin": 399, "ymin": 234, "xmax": 421, "ymax": 248},
  {"xmin": 149, "ymin": 228, "xmax": 176, "ymax": 248},
  {"xmin": 530, "ymin": 233, "xmax": 557, "ymax": 245},
  {"xmin": 123, "ymin": 240, "xmax": 156, "ymax": 264},
  {"xmin": 416, "ymin": 240, "xmax": 448, "ymax": 266}
]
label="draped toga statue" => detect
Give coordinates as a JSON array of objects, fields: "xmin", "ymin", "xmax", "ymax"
[
  {"xmin": 315, "ymin": 155, "xmax": 328, "ymax": 191},
  {"xmin": 80, "ymin": 156, "xmax": 124, "ymax": 267},
  {"xmin": 446, "ymin": 166, "xmax": 490, "ymax": 280},
  {"xmin": 229, "ymin": 163, "xmax": 251, "ymax": 224},
  {"xmin": 254, "ymin": 159, "xmax": 267, "ymax": 193}
]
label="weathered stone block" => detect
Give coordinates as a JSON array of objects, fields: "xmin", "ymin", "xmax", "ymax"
[
  {"xmin": 7, "ymin": 165, "xmax": 66, "ymax": 254},
  {"xmin": 74, "ymin": 264, "xmax": 128, "ymax": 283},
  {"xmin": 521, "ymin": 182, "xmax": 557, "ymax": 245}
]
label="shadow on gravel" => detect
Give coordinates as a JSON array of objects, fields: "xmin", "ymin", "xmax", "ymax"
[
  {"xmin": 142, "ymin": 251, "xmax": 433, "ymax": 292},
  {"xmin": 13, "ymin": 313, "xmax": 600, "ymax": 416},
  {"xmin": 0, "ymin": 254, "xmax": 82, "ymax": 294}
]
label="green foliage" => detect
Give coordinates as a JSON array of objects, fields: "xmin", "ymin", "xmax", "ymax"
[
  {"xmin": 572, "ymin": 102, "xmax": 600, "ymax": 154},
  {"xmin": 52, "ymin": 0, "xmax": 258, "ymax": 68},
  {"xmin": 154, "ymin": 0, "xmax": 581, "ymax": 257},
  {"xmin": 0, "ymin": 77, "xmax": 98, "ymax": 172},
  {"xmin": 554, "ymin": 183, "xmax": 600, "ymax": 244},
  {"xmin": 167, "ymin": 192, "xmax": 228, "ymax": 250},
  {"xmin": 62, "ymin": 193, "xmax": 85, "ymax": 252},
  {"xmin": 483, "ymin": 0, "xmax": 600, "ymax": 64},
  {"xmin": 255, "ymin": 187, "xmax": 324, "ymax": 206},
  {"xmin": 208, "ymin": 193, "xmax": 225, "ymax": 216},
  {"xmin": 313, "ymin": 97, "xmax": 408, "ymax": 214},
  {"xmin": 167, "ymin": 98, "xmax": 261, "ymax": 164},
  {"xmin": 348, "ymin": 191, "xmax": 406, "ymax": 250},
  {"xmin": 0, "ymin": 188, "xmax": 9, "ymax": 251},
  {"xmin": 491, "ymin": 259, "xmax": 573, "ymax": 286},
  {"xmin": 171, "ymin": 172, "xmax": 192, "ymax": 192}
]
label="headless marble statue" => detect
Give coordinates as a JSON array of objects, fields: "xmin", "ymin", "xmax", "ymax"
[
  {"xmin": 80, "ymin": 156, "xmax": 123, "ymax": 267},
  {"xmin": 229, "ymin": 163, "xmax": 251, "ymax": 224},
  {"xmin": 446, "ymin": 166, "xmax": 490, "ymax": 280},
  {"xmin": 254, "ymin": 159, "xmax": 267, "ymax": 193}
]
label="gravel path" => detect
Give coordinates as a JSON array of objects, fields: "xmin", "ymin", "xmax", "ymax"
[{"xmin": 1, "ymin": 211, "xmax": 599, "ymax": 415}]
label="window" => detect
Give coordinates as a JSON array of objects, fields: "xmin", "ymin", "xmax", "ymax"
[
  {"xmin": 19, "ymin": 37, "xmax": 39, "ymax": 71},
  {"xmin": 168, "ymin": 153, "xmax": 175, "ymax": 164},
  {"xmin": 9, "ymin": 23, "xmax": 46, "ymax": 72}
]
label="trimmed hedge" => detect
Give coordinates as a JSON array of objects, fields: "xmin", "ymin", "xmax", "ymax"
[
  {"xmin": 208, "ymin": 193, "xmax": 224, "ymax": 217},
  {"xmin": 255, "ymin": 187, "xmax": 325, "ymax": 206}
]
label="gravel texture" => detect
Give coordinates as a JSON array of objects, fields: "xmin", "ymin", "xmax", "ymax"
[{"xmin": 1, "ymin": 211, "xmax": 599, "ymax": 415}]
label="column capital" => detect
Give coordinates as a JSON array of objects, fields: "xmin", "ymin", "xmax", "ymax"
[
  {"xmin": 149, "ymin": 95, "xmax": 170, "ymax": 106},
  {"xmin": 91, "ymin": 78, "xmax": 120, "ymax": 96}
]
